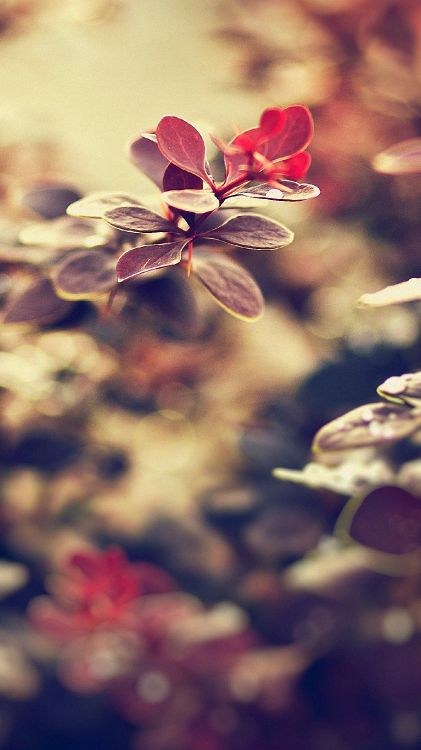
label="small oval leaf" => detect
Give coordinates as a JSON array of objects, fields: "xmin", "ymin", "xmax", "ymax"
[
  {"xmin": 23, "ymin": 185, "xmax": 82, "ymax": 219},
  {"xmin": 202, "ymin": 213, "xmax": 294, "ymax": 249},
  {"xmin": 162, "ymin": 164, "xmax": 203, "ymax": 192},
  {"xmin": 378, "ymin": 372, "xmax": 421, "ymax": 407},
  {"xmin": 313, "ymin": 402, "xmax": 421, "ymax": 453},
  {"xmin": 372, "ymin": 138, "xmax": 421, "ymax": 175},
  {"xmin": 337, "ymin": 486, "xmax": 421, "ymax": 556},
  {"xmin": 358, "ymin": 278, "xmax": 421, "ymax": 308},
  {"xmin": 116, "ymin": 240, "xmax": 187, "ymax": 282},
  {"xmin": 67, "ymin": 192, "xmax": 143, "ymax": 219},
  {"xmin": 19, "ymin": 217, "xmax": 109, "ymax": 250},
  {"xmin": 52, "ymin": 250, "xmax": 116, "ymax": 300},
  {"xmin": 3, "ymin": 278, "xmax": 72, "ymax": 325},
  {"xmin": 128, "ymin": 133, "xmax": 170, "ymax": 187},
  {"xmin": 104, "ymin": 206, "xmax": 178, "ymax": 233},
  {"xmin": 228, "ymin": 180, "xmax": 320, "ymax": 202},
  {"xmin": 161, "ymin": 189, "xmax": 219, "ymax": 214},
  {"xmin": 193, "ymin": 251, "xmax": 264, "ymax": 321},
  {"xmin": 156, "ymin": 117, "xmax": 213, "ymax": 186},
  {"xmin": 263, "ymin": 105, "xmax": 314, "ymax": 161}
]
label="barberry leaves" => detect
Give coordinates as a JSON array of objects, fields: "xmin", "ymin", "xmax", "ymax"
[
  {"xmin": 116, "ymin": 240, "xmax": 188, "ymax": 282},
  {"xmin": 313, "ymin": 402, "xmax": 421, "ymax": 454},
  {"xmin": 202, "ymin": 213, "xmax": 294, "ymax": 249},
  {"xmin": 337, "ymin": 486, "xmax": 421, "ymax": 557},
  {"xmin": 358, "ymin": 278, "xmax": 421, "ymax": 308},
  {"xmin": 228, "ymin": 180, "xmax": 320, "ymax": 202},
  {"xmin": 372, "ymin": 138, "xmax": 421, "ymax": 175},
  {"xmin": 161, "ymin": 189, "xmax": 219, "ymax": 214},
  {"xmin": 193, "ymin": 252, "xmax": 264, "ymax": 321},
  {"xmin": 156, "ymin": 116, "xmax": 214, "ymax": 187},
  {"xmin": 104, "ymin": 206, "xmax": 178, "ymax": 233},
  {"xmin": 3, "ymin": 278, "xmax": 72, "ymax": 325},
  {"xmin": 67, "ymin": 192, "xmax": 142, "ymax": 220},
  {"xmin": 52, "ymin": 250, "xmax": 116, "ymax": 300}
]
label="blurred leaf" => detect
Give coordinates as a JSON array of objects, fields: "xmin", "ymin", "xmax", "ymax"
[
  {"xmin": 19, "ymin": 216, "xmax": 108, "ymax": 250},
  {"xmin": 202, "ymin": 213, "xmax": 294, "ymax": 249},
  {"xmin": 3, "ymin": 277, "xmax": 73, "ymax": 325},
  {"xmin": 67, "ymin": 192, "xmax": 143, "ymax": 219},
  {"xmin": 193, "ymin": 251, "xmax": 264, "ymax": 321},
  {"xmin": 313, "ymin": 402, "xmax": 421, "ymax": 453},
  {"xmin": 104, "ymin": 206, "xmax": 178, "ymax": 233},
  {"xmin": 229, "ymin": 180, "xmax": 320, "ymax": 202},
  {"xmin": 378, "ymin": 371, "xmax": 421, "ymax": 406},
  {"xmin": 163, "ymin": 164, "xmax": 203, "ymax": 192},
  {"xmin": 337, "ymin": 486, "xmax": 421, "ymax": 556},
  {"xmin": 52, "ymin": 249, "xmax": 116, "ymax": 300},
  {"xmin": 161, "ymin": 189, "xmax": 219, "ymax": 214},
  {"xmin": 372, "ymin": 138, "xmax": 421, "ymax": 174},
  {"xmin": 0, "ymin": 561, "xmax": 28, "ymax": 598},
  {"xmin": 23, "ymin": 185, "xmax": 82, "ymax": 219},
  {"xmin": 156, "ymin": 116, "xmax": 213, "ymax": 186},
  {"xmin": 116, "ymin": 240, "xmax": 187, "ymax": 282},
  {"xmin": 128, "ymin": 133, "xmax": 169, "ymax": 187},
  {"xmin": 358, "ymin": 278, "xmax": 421, "ymax": 307}
]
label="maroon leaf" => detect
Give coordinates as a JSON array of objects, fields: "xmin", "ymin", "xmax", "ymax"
[
  {"xmin": 156, "ymin": 117, "xmax": 213, "ymax": 187},
  {"xmin": 202, "ymin": 213, "xmax": 294, "ymax": 249},
  {"xmin": 337, "ymin": 486, "xmax": 421, "ymax": 556},
  {"xmin": 162, "ymin": 163, "xmax": 203, "ymax": 192},
  {"xmin": 67, "ymin": 192, "xmax": 142, "ymax": 220},
  {"xmin": 128, "ymin": 133, "xmax": 170, "ymax": 187},
  {"xmin": 193, "ymin": 251, "xmax": 264, "ymax": 320},
  {"xmin": 372, "ymin": 138, "xmax": 421, "ymax": 175},
  {"xmin": 161, "ymin": 189, "xmax": 219, "ymax": 214},
  {"xmin": 259, "ymin": 107, "xmax": 286, "ymax": 138},
  {"xmin": 116, "ymin": 240, "xmax": 187, "ymax": 282},
  {"xmin": 52, "ymin": 250, "xmax": 116, "ymax": 300},
  {"xmin": 312, "ymin": 402, "xmax": 421, "ymax": 453},
  {"xmin": 228, "ymin": 180, "xmax": 320, "ymax": 202},
  {"xmin": 23, "ymin": 184, "xmax": 82, "ymax": 219},
  {"xmin": 3, "ymin": 277, "xmax": 72, "ymax": 325},
  {"xmin": 104, "ymin": 206, "xmax": 178, "ymax": 234}
]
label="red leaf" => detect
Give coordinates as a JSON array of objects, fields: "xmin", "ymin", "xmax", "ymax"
[
  {"xmin": 128, "ymin": 133, "xmax": 169, "ymax": 187},
  {"xmin": 228, "ymin": 180, "xmax": 320, "ymax": 202},
  {"xmin": 116, "ymin": 240, "xmax": 187, "ymax": 282},
  {"xmin": 156, "ymin": 117, "xmax": 214, "ymax": 187},
  {"xmin": 337, "ymin": 486, "xmax": 421, "ymax": 556},
  {"xmin": 263, "ymin": 105, "xmax": 314, "ymax": 161},
  {"xmin": 193, "ymin": 252, "xmax": 264, "ymax": 321},
  {"xmin": 67, "ymin": 192, "xmax": 143, "ymax": 219},
  {"xmin": 259, "ymin": 107, "xmax": 286, "ymax": 138},
  {"xmin": 161, "ymin": 189, "xmax": 219, "ymax": 214},
  {"xmin": 202, "ymin": 213, "xmax": 294, "ymax": 249},
  {"xmin": 3, "ymin": 277, "xmax": 72, "ymax": 325},
  {"xmin": 104, "ymin": 206, "xmax": 178, "ymax": 233},
  {"xmin": 162, "ymin": 163, "xmax": 203, "ymax": 192},
  {"xmin": 53, "ymin": 250, "xmax": 116, "ymax": 300},
  {"xmin": 273, "ymin": 152, "xmax": 311, "ymax": 180}
]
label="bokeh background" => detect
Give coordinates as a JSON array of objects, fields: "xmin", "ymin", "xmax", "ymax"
[{"xmin": 0, "ymin": 1, "xmax": 421, "ymax": 749}]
